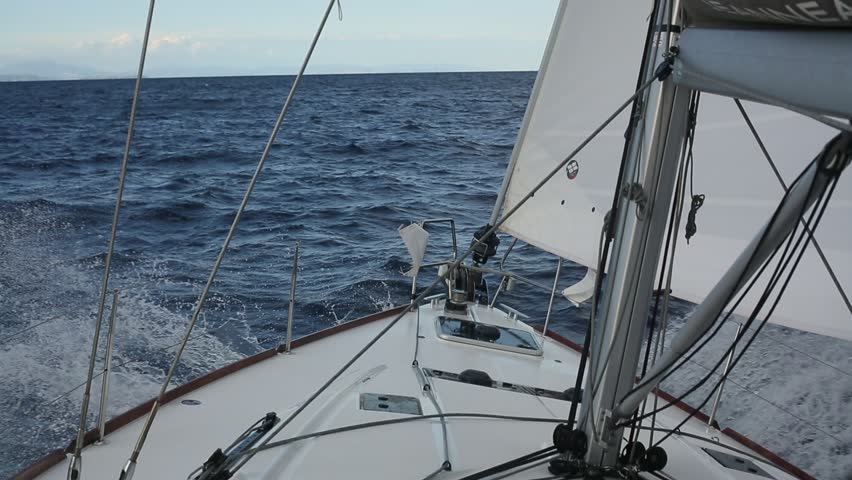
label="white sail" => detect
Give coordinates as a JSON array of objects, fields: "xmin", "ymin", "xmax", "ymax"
[
  {"xmin": 495, "ymin": 0, "xmax": 653, "ymax": 269},
  {"xmin": 672, "ymin": 96, "xmax": 852, "ymax": 341},
  {"xmin": 496, "ymin": 0, "xmax": 852, "ymax": 340}
]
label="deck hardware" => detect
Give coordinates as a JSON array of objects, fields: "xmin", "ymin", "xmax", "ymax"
[
  {"xmin": 190, "ymin": 412, "xmax": 280, "ymax": 480},
  {"xmin": 71, "ymin": 0, "xmax": 156, "ymax": 476},
  {"xmin": 707, "ymin": 323, "xmax": 741, "ymax": 430},
  {"xmin": 541, "ymin": 257, "xmax": 564, "ymax": 344},
  {"xmin": 285, "ymin": 241, "xmax": 300, "ymax": 354},
  {"xmin": 121, "ymin": 1, "xmax": 342, "ymax": 475},
  {"xmin": 360, "ymin": 393, "xmax": 422, "ymax": 415},
  {"xmin": 97, "ymin": 289, "xmax": 120, "ymax": 444},
  {"xmin": 703, "ymin": 449, "xmax": 772, "ymax": 479},
  {"xmin": 181, "ymin": 399, "xmax": 202, "ymax": 406}
]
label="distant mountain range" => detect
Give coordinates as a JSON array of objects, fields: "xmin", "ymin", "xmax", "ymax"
[{"xmin": 0, "ymin": 59, "xmax": 130, "ymax": 82}]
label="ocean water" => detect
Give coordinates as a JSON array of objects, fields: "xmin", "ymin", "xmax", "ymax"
[{"xmin": 0, "ymin": 72, "xmax": 849, "ymax": 479}]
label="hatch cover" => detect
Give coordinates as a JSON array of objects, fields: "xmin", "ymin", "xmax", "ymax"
[
  {"xmin": 360, "ymin": 393, "xmax": 423, "ymax": 415},
  {"xmin": 703, "ymin": 448, "xmax": 774, "ymax": 479}
]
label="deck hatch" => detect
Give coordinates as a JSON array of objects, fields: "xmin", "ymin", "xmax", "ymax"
[
  {"xmin": 703, "ymin": 448, "xmax": 774, "ymax": 479},
  {"xmin": 360, "ymin": 393, "xmax": 423, "ymax": 415},
  {"xmin": 423, "ymin": 368, "xmax": 570, "ymax": 402},
  {"xmin": 435, "ymin": 316, "xmax": 541, "ymax": 355}
]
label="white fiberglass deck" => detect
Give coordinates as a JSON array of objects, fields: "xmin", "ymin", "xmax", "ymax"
[{"xmin": 30, "ymin": 302, "xmax": 801, "ymax": 479}]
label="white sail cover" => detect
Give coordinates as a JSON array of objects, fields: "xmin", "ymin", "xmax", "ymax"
[
  {"xmin": 497, "ymin": 0, "xmax": 652, "ymax": 268},
  {"xmin": 498, "ymin": 1, "xmax": 852, "ymax": 339}
]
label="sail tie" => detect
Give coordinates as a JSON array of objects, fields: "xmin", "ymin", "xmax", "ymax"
[{"xmin": 685, "ymin": 193, "xmax": 704, "ymax": 243}]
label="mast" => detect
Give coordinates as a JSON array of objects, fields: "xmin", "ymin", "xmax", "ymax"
[
  {"xmin": 579, "ymin": 5, "xmax": 691, "ymax": 466},
  {"xmin": 581, "ymin": 81, "xmax": 691, "ymax": 466}
]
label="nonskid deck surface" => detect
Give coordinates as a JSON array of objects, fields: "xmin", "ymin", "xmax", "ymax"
[{"xmin": 30, "ymin": 303, "xmax": 801, "ymax": 479}]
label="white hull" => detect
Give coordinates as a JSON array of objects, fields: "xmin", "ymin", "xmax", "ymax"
[{"xmin": 19, "ymin": 303, "xmax": 808, "ymax": 479}]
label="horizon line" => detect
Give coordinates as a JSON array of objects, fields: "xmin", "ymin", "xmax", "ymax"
[{"xmin": 0, "ymin": 68, "xmax": 537, "ymax": 83}]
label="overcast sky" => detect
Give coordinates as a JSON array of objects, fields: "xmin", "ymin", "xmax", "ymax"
[{"xmin": 1, "ymin": 1, "xmax": 559, "ymax": 79}]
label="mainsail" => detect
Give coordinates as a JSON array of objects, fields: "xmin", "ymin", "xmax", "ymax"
[{"xmin": 496, "ymin": 0, "xmax": 852, "ymax": 340}]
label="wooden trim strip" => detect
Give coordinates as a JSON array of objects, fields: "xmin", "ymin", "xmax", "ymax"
[
  {"xmin": 539, "ymin": 328, "xmax": 814, "ymax": 480},
  {"xmin": 12, "ymin": 305, "xmax": 407, "ymax": 480}
]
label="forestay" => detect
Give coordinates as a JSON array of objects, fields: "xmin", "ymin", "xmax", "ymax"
[{"xmin": 494, "ymin": 0, "xmax": 652, "ymax": 268}]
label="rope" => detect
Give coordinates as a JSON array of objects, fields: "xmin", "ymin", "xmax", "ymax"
[
  {"xmin": 644, "ymin": 182, "xmax": 836, "ymax": 446},
  {"xmin": 623, "ymin": 149, "xmax": 840, "ymax": 434},
  {"xmin": 649, "ymin": 176, "xmax": 837, "ymax": 448},
  {"xmin": 242, "ymin": 413, "xmax": 564, "ymax": 457},
  {"xmin": 734, "ymin": 98, "xmax": 851, "ymax": 318},
  {"xmin": 631, "ymin": 103, "xmax": 694, "ymax": 451},
  {"xmin": 618, "ymin": 138, "xmax": 832, "ymax": 407},
  {"xmin": 0, "ymin": 315, "xmax": 65, "ymax": 345}
]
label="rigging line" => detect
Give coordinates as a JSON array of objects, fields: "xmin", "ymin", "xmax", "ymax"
[
  {"xmin": 623, "ymin": 186, "xmax": 815, "ymax": 431},
  {"xmin": 733, "ymin": 98, "xmax": 852, "ymax": 318},
  {"xmin": 635, "ymin": 102, "xmax": 693, "ymax": 448},
  {"xmin": 620, "ymin": 147, "xmax": 825, "ymax": 401},
  {"xmin": 589, "ymin": 82, "xmax": 687, "ymax": 405},
  {"xmin": 421, "ymin": 464, "xmax": 449, "ymax": 480},
  {"xmin": 573, "ymin": 226, "xmax": 606, "ymax": 438},
  {"xmin": 578, "ymin": 0, "xmax": 668, "ymax": 437},
  {"xmin": 648, "ymin": 90, "xmax": 700, "ymax": 445},
  {"xmin": 120, "ymin": 1, "xmax": 341, "ymax": 475},
  {"xmin": 457, "ymin": 446, "xmax": 558, "ymax": 480},
  {"xmin": 239, "ymin": 414, "xmax": 564, "ymax": 457},
  {"xmin": 617, "ymin": 153, "xmax": 827, "ymax": 428},
  {"xmin": 649, "ymin": 188, "xmax": 837, "ymax": 450},
  {"xmin": 683, "ymin": 351, "xmax": 846, "ymax": 444},
  {"xmin": 608, "ymin": 85, "xmax": 688, "ymax": 407},
  {"xmin": 72, "ymin": 0, "xmax": 156, "ymax": 473},
  {"xmin": 630, "ymin": 425, "xmax": 796, "ymax": 472},
  {"xmin": 32, "ymin": 341, "xmax": 183, "ymax": 413},
  {"xmin": 228, "ymin": 68, "xmax": 664, "ymax": 477},
  {"xmin": 754, "ymin": 328, "xmax": 852, "ymax": 377},
  {"xmin": 0, "ymin": 314, "xmax": 65, "ymax": 345},
  {"xmin": 630, "ymin": 167, "xmax": 835, "ymax": 433},
  {"xmin": 487, "ymin": 456, "xmax": 561, "ymax": 480},
  {"xmin": 417, "ymin": 366, "xmax": 452, "ymax": 472}
]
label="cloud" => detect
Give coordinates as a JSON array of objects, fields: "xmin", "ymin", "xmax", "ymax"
[
  {"xmin": 71, "ymin": 33, "xmax": 134, "ymax": 51},
  {"xmin": 110, "ymin": 33, "xmax": 133, "ymax": 47},
  {"xmin": 151, "ymin": 34, "xmax": 188, "ymax": 50}
]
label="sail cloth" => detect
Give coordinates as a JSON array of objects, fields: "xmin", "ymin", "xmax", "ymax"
[
  {"xmin": 682, "ymin": 0, "xmax": 852, "ymax": 27},
  {"xmin": 670, "ymin": 97, "xmax": 852, "ymax": 341},
  {"xmin": 496, "ymin": 0, "xmax": 652, "ymax": 268},
  {"xmin": 563, "ymin": 269, "xmax": 597, "ymax": 306},
  {"xmin": 496, "ymin": 0, "xmax": 852, "ymax": 339},
  {"xmin": 673, "ymin": 27, "xmax": 852, "ymax": 118}
]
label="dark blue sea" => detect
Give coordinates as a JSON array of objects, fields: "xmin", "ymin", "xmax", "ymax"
[{"xmin": 0, "ymin": 73, "xmax": 849, "ymax": 479}]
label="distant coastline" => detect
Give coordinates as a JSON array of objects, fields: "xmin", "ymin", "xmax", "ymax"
[{"xmin": 0, "ymin": 69, "xmax": 535, "ymax": 83}]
